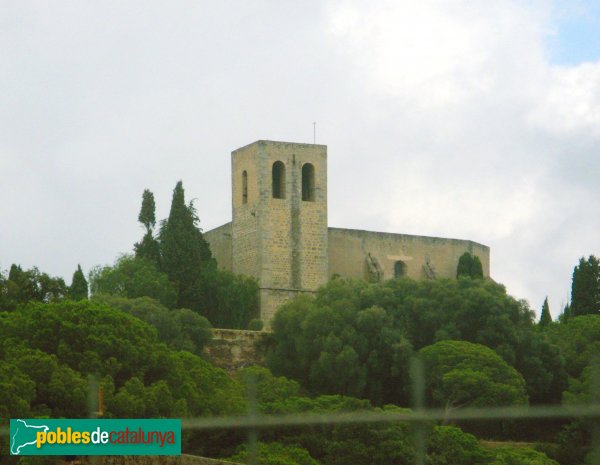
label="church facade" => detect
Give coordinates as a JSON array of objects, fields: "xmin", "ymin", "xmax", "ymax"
[{"xmin": 204, "ymin": 140, "xmax": 490, "ymax": 326}]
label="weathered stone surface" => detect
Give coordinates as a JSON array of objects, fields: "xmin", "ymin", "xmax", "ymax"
[
  {"xmin": 204, "ymin": 140, "xmax": 491, "ymax": 328},
  {"xmin": 202, "ymin": 328, "xmax": 269, "ymax": 374},
  {"xmin": 328, "ymin": 227, "xmax": 490, "ymax": 281}
]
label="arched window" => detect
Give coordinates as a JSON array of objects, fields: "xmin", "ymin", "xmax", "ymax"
[
  {"xmin": 302, "ymin": 163, "xmax": 315, "ymax": 201},
  {"xmin": 242, "ymin": 170, "xmax": 248, "ymax": 204},
  {"xmin": 394, "ymin": 260, "xmax": 407, "ymax": 278},
  {"xmin": 272, "ymin": 161, "xmax": 286, "ymax": 199}
]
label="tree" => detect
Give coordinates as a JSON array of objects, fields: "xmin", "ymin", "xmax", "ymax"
[
  {"xmin": 456, "ymin": 253, "xmax": 474, "ymax": 278},
  {"xmin": 69, "ymin": 264, "xmax": 88, "ymax": 300},
  {"xmin": 471, "ymin": 255, "xmax": 483, "ymax": 279},
  {"xmin": 268, "ymin": 293, "xmax": 413, "ymax": 405},
  {"xmin": 88, "ymin": 255, "xmax": 177, "ymax": 308},
  {"xmin": 94, "ymin": 295, "xmax": 212, "ymax": 355},
  {"xmin": 0, "ymin": 299, "xmax": 244, "ymax": 421},
  {"xmin": 419, "ymin": 340, "xmax": 528, "ymax": 409},
  {"xmin": 427, "ymin": 426, "xmax": 492, "ymax": 465},
  {"xmin": 198, "ymin": 269, "xmax": 259, "ymax": 329},
  {"xmin": 490, "ymin": 446, "xmax": 559, "ymax": 465},
  {"xmin": 570, "ymin": 255, "xmax": 600, "ymax": 317},
  {"xmin": 0, "ymin": 264, "xmax": 67, "ymax": 310},
  {"xmin": 134, "ymin": 189, "xmax": 161, "ymax": 268},
  {"xmin": 267, "ymin": 277, "xmax": 566, "ymax": 407},
  {"xmin": 539, "ymin": 297, "xmax": 552, "ymax": 327},
  {"xmin": 456, "ymin": 252, "xmax": 483, "ymax": 279},
  {"xmin": 159, "ymin": 181, "xmax": 214, "ymax": 309},
  {"xmin": 546, "ymin": 314, "xmax": 600, "ymax": 380},
  {"xmin": 236, "ymin": 366, "xmax": 301, "ymax": 406},
  {"xmin": 227, "ymin": 442, "xmax": 322, "ymax": 465},
  {"xmin": 138, "ymin": 189, "xmax": 156, "ymax": 230}
]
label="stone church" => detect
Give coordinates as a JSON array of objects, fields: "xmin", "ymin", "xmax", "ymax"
[{"xmin": 205, "ymin": 140, "xmax": 490, "ymax": 326}]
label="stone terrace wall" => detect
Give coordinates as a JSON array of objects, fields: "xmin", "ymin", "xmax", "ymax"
[
  {"xmin": 202, "ymin": 328, "xmax": 269, "ymax": 373},
  {"xmin": 80, "ymin": 454, "xmax": 241, "ymax": 465}
]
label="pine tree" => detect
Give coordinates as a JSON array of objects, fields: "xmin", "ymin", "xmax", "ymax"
[
  {"xmin": 570, "ymin": 255, "xmax": 600, "ymax": 317},
  {"xmin": 539, "ymin": 297, "xmax": 552, "ymax": 326},
  {"xmin": 134, "ymin": 189, "xmax": 161, "ymax": 267},
  {"xmin": 456, "ymin": 252, "xmax": 474, "ymax": 278},
  {"xmin": 69, "ymin": 264, "xmax": 88, "ymax": 300},
  {"xmin": 159, "ymin": 181, "xmax": 214, "ymax": 308}
]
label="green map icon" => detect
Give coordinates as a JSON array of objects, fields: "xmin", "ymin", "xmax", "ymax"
[{"xmin": 10, "ymin": 419, "xmax": 49, "ymax": 455}]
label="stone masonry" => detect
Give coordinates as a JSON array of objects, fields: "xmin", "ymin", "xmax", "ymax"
[{"xmin": 204, "ymin": 140, "xmax": 490, "ymax": 328}]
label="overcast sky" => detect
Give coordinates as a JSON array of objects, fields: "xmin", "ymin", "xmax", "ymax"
[{"xmin": 2, "ymin": 1, "xmax": 599, "ymax": 319}]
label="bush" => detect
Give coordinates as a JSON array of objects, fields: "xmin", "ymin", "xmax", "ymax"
[{"xmin": 248, "ymin": 319, "xmax": 264, "ymax": 331}]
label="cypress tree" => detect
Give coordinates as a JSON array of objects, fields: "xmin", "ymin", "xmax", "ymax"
[
  {"xmin": 471, "ymin": 255, "xmax": 484, "ymax": 279},
  {"xmin": 134, "ymin": 230, "xmax": 162, "ymax": 267},
  {"xmin": 159, "ymin": 181, "xmax": 213, "ymax": 308},
  {"xmin": 560, "ymin": 303, "xmax": 571, "ymax": 322},
  {"xmin": 134, "ymin": 189, "xmax": 161, "ymax": 267},
  {"xmin": 69, "ymin": 264, "xmax": 88, "ymax": 300},
  {"xmin": 138, "ymin": 189, "xmax": 156, "ymax": 231},
  {"xmin": 539, "ymin": 297, "xmax": 552, "ymax": 326},
  {"xmin": 570, "ymin": 255, "xmax": 600, "ymax": 317},
  {"xmin": 457, "ymin": 252, "xmax": 474, "ymax": 278}
]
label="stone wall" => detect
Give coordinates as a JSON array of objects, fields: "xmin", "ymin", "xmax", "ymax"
[
  {"xmin": 203, "ymin": 140, "xmax": 492, "ymax": 329},
  {"xmin": 202, "ymin": 328, "xmax": 269, "ymax": 374},
  {"xmin": 254, "ymin": 141, "xmax": 329, "ymax": 294},
  {"xmin": 229, "ymin": 141, "xmax": 329, "ymax": 325},
  {"xmin": 328, "ymin": 227, "xmax": 490, "ymax": 281},
  {"xmin": 80, "ymin": 454, "xmax": 240, "ymax": 465},
  {"xmin": 231, "ymin": 142, "xmax": 261, "ymax": 279},
  {"xmin": 259, "ymin": 288, "xmax": 312, "ymax": 327},
  {"xmin": 204, "ymin": 222, "xmax": 232, "ymax": 272}
]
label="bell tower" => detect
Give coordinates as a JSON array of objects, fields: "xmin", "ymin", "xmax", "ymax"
[{"xmin": 231, "ymin": 140, "xmax": 328, "ymax": 325}]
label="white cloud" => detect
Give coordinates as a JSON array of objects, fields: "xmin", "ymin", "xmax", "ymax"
[
  {"xmin": 1, "ymin": 0, "xmax": 599, "ymax": 320},
  {"xmin": 324, "ymin": 0, "xmax": 600, "ymax": 316}
]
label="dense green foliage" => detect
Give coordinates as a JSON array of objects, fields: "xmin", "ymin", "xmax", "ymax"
[
  {"xmin": 227, "ymin": 442, "xmax": 322, "ymax": 465},
  {"xmin": 268, "ymin": 277, "xmax": 566, "ymax": 406},
  {"xmin": 125, "ymin": 182, "xmax": 259, "ymax": 329},
  {"xmin": 94, "ymin": 295, "xmax": 212, "ymax": 355},
  {"xmin": 248, "ymin": 318, "xmax": 264, "ymax": 331},
  {"xmin": 428, "ymin": 426, "xmax": 492, "ymax": 465},
  {"xmin": 138, "ymin": 188, "xmax": 157, "ymax": 230},
  {"xmin": 89, "ymin": 255, "xmax": 177, "ymax": 308},
  {"xmin": 159, "ymin": 181, "xmax": 215, "ymax": 309},
  {"xmin": 490, "ymin": 446, "xmax": 560, "ymax": 465},
  {"xmin": 545, "ymin": 315, "xmax": 600, "ymax": 380},
  {"xmin": 544, "ymin": 315, "xmax": 600, "ymax": 464},
  {"xmin": 456, "ymin": 252, "xmax": 483, "ymax": 279},
  {"xmin": 2, "ymin": 182, "xmax": 598, "ymax": 465},
  {"xmin": 539, "ymin": 297, "xmax": 552, "ymax": 326},
  {"xmin": 0, "ymin": 300, "xmax": 243, "ymax": 419},
  {"xmin": 268, "ymin": 293, "xmax": 412, "ymax": 404},
  {"xmin": 134, "ymin": 189, "xmax": 161, "ymax": 267},
  {"xmin": 0, "ymin": 265, "xmax": 67, "ymax": 310},
  {"xmin": 420, "ymin": 340, "xmax": 528, "ymax": 408},
  {"xmin": 570, "ymin": 255, "xmax": 600, "ymax": 317},
  {"xmin": 197, "ymin": 269, "xmax": 260, "ymax": 329},
  {"xmin": 69, "ymin": 264, "xmax": 88, "ymax": 300}
]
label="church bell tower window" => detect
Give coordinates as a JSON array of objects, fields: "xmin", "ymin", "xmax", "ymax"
[
  {"xmin": 302, "ymin": 163, "xmax": 315, "ymax": 201},
  {"xmin": 272, "ymin": 161, "xmax": 286, "ymax": 199},
  {"xmin": 242, "ymin": 170, "xmax": 248, "ymax": 204}
]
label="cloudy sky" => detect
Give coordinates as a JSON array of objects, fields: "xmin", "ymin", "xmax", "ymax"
[{"xmin": 2, "ymin": 0, "xmax": 599, "ymax": 319}]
